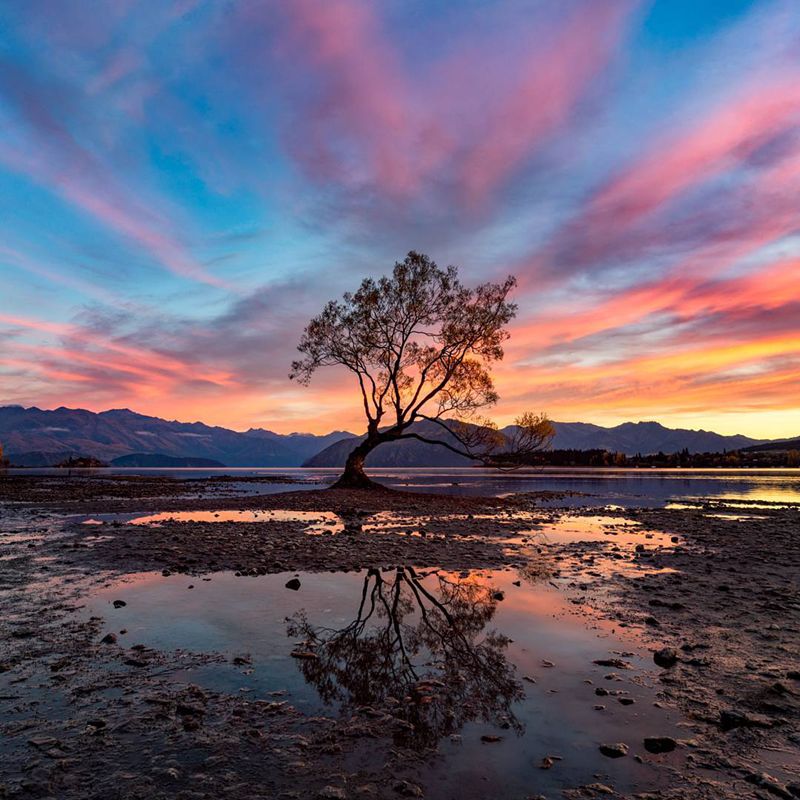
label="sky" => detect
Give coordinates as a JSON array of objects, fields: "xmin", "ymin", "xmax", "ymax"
[{"xmin": 1, "ymin": 0, "xmax": 799, "ymax": 438}]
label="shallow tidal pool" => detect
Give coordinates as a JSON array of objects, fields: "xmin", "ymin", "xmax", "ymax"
[{"xmin": 83, "ymin": 565, "xmax": 686, "ymax": 797}]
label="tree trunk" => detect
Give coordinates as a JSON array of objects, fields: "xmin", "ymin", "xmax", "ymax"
[{"xmin": 332, "ymin": 436, "xmax": 384, "ymax": 490}]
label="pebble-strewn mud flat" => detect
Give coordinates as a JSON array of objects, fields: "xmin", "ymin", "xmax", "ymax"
[{"xmin": 0, "ymin": 474, "xmax": 798, "ymax": 799}]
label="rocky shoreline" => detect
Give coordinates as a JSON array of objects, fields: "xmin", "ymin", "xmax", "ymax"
[
  {"xmin": 1, "ymin": 475, "xmax": 798, "ymax": 799},
  {"xmin": 551, "ymin": 504, "xmax": 800, "ymax": 798}
]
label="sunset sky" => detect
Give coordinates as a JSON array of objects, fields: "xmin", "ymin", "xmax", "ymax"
[{"xmin": 1, "ymin": 0, "xmax": 799, "ymax": 438}]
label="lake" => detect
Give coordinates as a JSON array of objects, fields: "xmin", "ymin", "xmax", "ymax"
[{"xmin": 13, "ymin": 465, "xmax": 800, "ymax": 507}]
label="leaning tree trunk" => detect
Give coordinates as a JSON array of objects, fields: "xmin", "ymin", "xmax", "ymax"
[{"xmin": 333, "ymin": 436, "xmax": 384, "ymax": 490}]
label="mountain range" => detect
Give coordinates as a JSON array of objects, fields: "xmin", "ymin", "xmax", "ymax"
[
  {"xmin": 0, "ymin": 405, "xmax": 354, "ymax": 467},
  {"xmin": 304, "ymin": 420, "xmax": 769, "ymax": 467},
  {"xmin": 0, "ymin": 405, "xmax": 788, "ymax": 467}
]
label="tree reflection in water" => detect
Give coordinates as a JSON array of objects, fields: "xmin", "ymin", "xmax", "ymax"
[{"xmin": 286, "ymin": 566, "xmax": 524, "ymax": 748}]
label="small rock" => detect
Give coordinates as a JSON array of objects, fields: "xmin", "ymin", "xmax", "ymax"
[
  {"xmin": 540, "ymin": 756, "xmax": 555, "ymax": 769},
  {"xmin": 599, "ymin": 742, "xmax": 628, "ymax": 758},
  {"xmin": 720, "ymin": 709, "xmax": 773, "ymax": 731},
  {"xmin": 112, "ymin": 600, "xmax": 127, "ymax": 609},
  {"xmin": 481, "ymin": 734, "xmax": 502, "ymax": 743},
  {"xmin": 594, "ymin": 658, "xmax": 631, "ymax": 669},
  {"xmin": 745, "ymin": 772, "xmax": 794, "ymax": 799},
  {"xmin": 653, "ymin": 647, "xmax": 678, "ymax": 668},
  {"xmin": 392, "ymin": 780, "xmax": 423, "ymax": 797},
  {"xmin": 100, "ymin": 633, "xmax": 117, "ymax": 645},
  {"xmin": 643, "ymin": 736, "xmax": 677, "ymax": 753},
  {"xmin": 285, "ymin": 578, "xmax": 302, "ymax": 591},
  {"xmin": 318, "ymin": 787, "xmax": 347, "ymax": 800},
  {"xmin": 28, "ymin": 736, "xmax": 59, "ymax": 749},
  {"xmin": 176, "ymin": 702, "xmax": 205, "ymax": 716}
]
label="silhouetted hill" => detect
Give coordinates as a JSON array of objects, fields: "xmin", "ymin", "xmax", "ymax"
[
  {"xmin": 304, "ymin": 420, "xmax": 474, "ymax": 468},
  {"xmin": 549, "ymin": 420, "xmax": 762, "ymax": 455},
  {"xmin": 305, "ymin": 420, "xmax": 770, "ymax": 467},
  {"xmin": 0, "ymin": 406, "xmax": 354, "ymax": 467},
  {"xmin": 741, "ymin": 436, "xmax": 800, "ymax": 453},
  {"xmin": 110, "ymin": 453, "xmax": 225, "ymax": 467}
]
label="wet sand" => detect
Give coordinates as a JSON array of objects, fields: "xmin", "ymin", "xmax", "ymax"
[{"xmin": 1, "ymin": 475, "xmax": 798, "ymax": 799}]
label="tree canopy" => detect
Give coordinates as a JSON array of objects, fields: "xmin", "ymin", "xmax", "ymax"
[{"xmin": 291, "ymin": 251, "xmax": 553, "ymax": 487}]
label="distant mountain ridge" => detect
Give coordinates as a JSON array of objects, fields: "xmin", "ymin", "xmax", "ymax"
[
  {"xmin": 548, "ymin": 420, "xmax": 762, "ymax": 455},
  {"xmin": 0, "ymin": 405, "xmax": 354, "ymax": 467},
  {"xmin": 0, "ymin": 405, "xmax": 784, "ymax": 468},
  {"xmin": 304, "ymin": 420, "xmax": 771, "ymax": 467}
]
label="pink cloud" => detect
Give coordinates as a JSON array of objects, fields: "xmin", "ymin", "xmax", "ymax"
[
  {"xmin": 0, "ymin": 313, "xmax": 235, "ymax": 386},
  {"xmin": 520, "ymin": 70, "xmax": 800, "ymax": 280},
  {"xmin": 456, "ymin": 3, "xmax": 631, "ymax": 208},
  {"xmin": 588, "ymin": 74, "xmax": 800, "ymax": 229},
  {"xmin": 275, "ymin": 0, "xmax": 418, "ymax": 194},
  {"xmin": 257, "ymin": 1, "xmax": 633, "ymax": 207},
  {"xmin": 513, "ymin": 256, "xmax": 800, "ymax": 352}
]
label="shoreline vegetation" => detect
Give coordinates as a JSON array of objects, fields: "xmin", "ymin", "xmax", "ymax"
[{"xmin": 1, "ymin": 474, "xmax": 798, "ymax": 799}]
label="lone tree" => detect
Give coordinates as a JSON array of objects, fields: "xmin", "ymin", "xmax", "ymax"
[{"xmin": 291, "ymin": 251, "xmax": 554, "ymax": 488}]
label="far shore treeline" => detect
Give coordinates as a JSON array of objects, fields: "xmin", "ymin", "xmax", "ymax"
[{"xmin": 526, "ymin": 447, "xmax": 800, "ymax": 469}]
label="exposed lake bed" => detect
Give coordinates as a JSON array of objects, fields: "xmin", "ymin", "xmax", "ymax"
[{"xmin": 1, "ymin": 472, "xmax": 798, "ymax": 799}]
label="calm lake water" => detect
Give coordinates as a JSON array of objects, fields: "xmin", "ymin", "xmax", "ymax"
[{"xmin": 18, "ymin": 466, "xmax": 800, "ymax": 507}]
